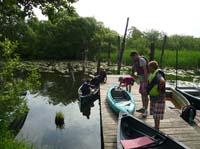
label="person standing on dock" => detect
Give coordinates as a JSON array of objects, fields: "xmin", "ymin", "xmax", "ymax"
[
  {"xmin": 130, "ymin": 51, "xmax": 149, "ymax": 117},
  {"xmin": 146, "ymin": 60, "xmax": 166, "ymax": 130}
]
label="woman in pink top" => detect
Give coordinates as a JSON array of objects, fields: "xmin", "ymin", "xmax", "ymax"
[{"xmin": 118, "ymin": 76, "xmax": 135, "ymax": 92}]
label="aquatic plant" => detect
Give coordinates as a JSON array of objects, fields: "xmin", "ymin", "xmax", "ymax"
[{"xmin": 55, "ymin": 111, "xmax": 65, "ymax": 129}]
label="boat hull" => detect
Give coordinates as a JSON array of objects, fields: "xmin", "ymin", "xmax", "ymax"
[
  {"xmin": 166, "ymin": 87, "xmax": 190, "ymax": 109},
  {"xmin": 176, "ymin": 87, "xmax": 200, "ymax": 110},
  {"xmin": 117, "ymin": 112, "xmax": 188, "ymax": 149},
  {"xmin": 78, "ymin": 84, "xmax": 99, "ymax": 103},
  {"xmin": 107, "ymin": 86, "xmax": 135, "ymax": 114}
]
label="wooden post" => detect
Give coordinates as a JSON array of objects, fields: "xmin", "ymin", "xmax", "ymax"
[
  {"xmin": 117, "ymin": 35, "xmax": 121, "ymax": 64},
  {"xmin": 117, "ymin": 17, "xmax": 129, "ymax": 74},
  {"xmin": 84, "ymin": 49, "xmax": 88, "ymax": 68},
  {"xmin": 81, "ymin": 49, "xmax": 85, "ymax": 73},
  {"xmin": 176, "ymin": 47, "xmax": 178, "ymax": 88},
  {"xmin": 160, "ymin": 35, "xmax": 167, "ymax": 68},
  {"xmin": 107, "ymin": 42, "xmax": 111, "ymax": 66},
  {"xmin": 68, "ymin": 62, "xmax": 75, "ymax": 82},
  {"xmin": 149, "ymin": 42, "xmax": 155, "ymax": 61},
  {"xmin": 97, "ymin": 42, "xmax": 101, "ymax": 74}
]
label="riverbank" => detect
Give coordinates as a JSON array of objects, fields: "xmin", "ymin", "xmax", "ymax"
[
  {"xmin": 21, "ymin": 60, "xmax": 131, "ymax": 75},
  {"xmin": 20, "ymin": 60, "xmax": 200, "ymax": 86}
]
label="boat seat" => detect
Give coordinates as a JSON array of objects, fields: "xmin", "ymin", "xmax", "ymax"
[
  {"xmin": 112, "ymin": 90, "xmax": 126, "ymax": 98},
  {"xmin": 117, "ymin": 101, "xmax": 131, "ymax": 106},
  {"xmin": 120, "ymin": 136, "xmax": 154, "ymax": 149}
]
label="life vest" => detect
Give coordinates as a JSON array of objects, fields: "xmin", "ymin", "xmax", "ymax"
[
  {"xmin": 147, "ymin": 69, "xmax": 165, "ymax": 98},
  {"xmin": 135, "ymin": 56, "xmax": 149, "ymax": 75}
]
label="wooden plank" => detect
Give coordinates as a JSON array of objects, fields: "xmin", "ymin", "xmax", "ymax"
[{"xmin": 100, "ymin": 75, "xmax": 200, "ymax": 149}]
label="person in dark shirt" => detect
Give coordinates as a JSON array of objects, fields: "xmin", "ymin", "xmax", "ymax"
[{"xmin": 80, "ymin": 79, "xmax": 94, "ymax": 96}]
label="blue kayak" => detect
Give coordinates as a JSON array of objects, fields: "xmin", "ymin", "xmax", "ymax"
[{"xmin": 107, "ymin": 85, "xmax": 135, "ymax": 114}]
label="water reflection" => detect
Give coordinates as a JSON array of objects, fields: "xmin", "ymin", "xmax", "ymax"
[
  {"xmin": 39, "ymin": 72, "xmax": 84, "ymax": 105},
  {"xmin": 78, "ymin": 97, "xmax": 99, "ymax": 119},
  {"xmin": 55, "ymin": 111, "xmax": 65, "ymax": 129},
  {"xmin": 16, "ymin": 72, "xmax": 101, "ymax": 149}
]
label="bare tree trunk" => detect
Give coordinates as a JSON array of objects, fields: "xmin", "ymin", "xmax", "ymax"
[
  {"xmin": 160, "ymin": 35, "xmax": 167, "ymax": 68},
  {"xmin": 117, "ymin": 17, "xmax": 129, "ymax": 74}
]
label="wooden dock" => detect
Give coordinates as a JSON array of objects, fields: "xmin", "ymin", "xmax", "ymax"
[{"xmin": 100, "ymin": 75, "xmax": 200, "ymax": 149}]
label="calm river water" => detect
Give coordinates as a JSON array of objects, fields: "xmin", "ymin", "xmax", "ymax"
[
  {"xmin": 15, "ymin": 69, "xmax": 200, "ymax": 149},
  {"xmin": 16, "ymin": 72, "xmax": 101, "ymax": 149}
]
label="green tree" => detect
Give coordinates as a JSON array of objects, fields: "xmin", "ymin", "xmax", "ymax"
[
  {"xmin": 126, "ymin": 26, "xmax": 148, "ymax": 53},
  {"xmin": 127, "ymin": 26, "xmax": 143, "ymax": 39},
  {"xmin": 0, "ymin": 0, "xmax": 77, "ymax": 40},
  {"xmin": 0, "ymin": 38, "xmax": 40, "ymax": 148}
]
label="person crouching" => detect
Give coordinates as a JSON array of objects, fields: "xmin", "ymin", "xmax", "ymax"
[{"xmin": 118, "ymin": 76, "xmax": 135, "ymax": 92}]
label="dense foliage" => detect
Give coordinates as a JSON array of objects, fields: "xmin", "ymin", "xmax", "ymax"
[
  {"xmin": 17, "ymin": 16, "xmax": 118, "ymax": 60},
  {"xmin": 0, "ymin": 0, "xmax": 77, "ymax": 40},
  {"xmin": 13, "ymin": 19, "xmax": 200, "ymax": 68},
  {"xmin": 1, "ymin": 1, "xmax": 200, "ymax": 68},
  {"xmin": 0, "ymin": 0, "xmax": 200, "ymax": 147},
  {"xmin": 0, "ymin": 38, "xmax": 40, "ymax": 148},
  {"xmin": 127, "ymin": 27, "xmax": 200, "ymax": 52},
  {"xmin": 124, "ymin": 27, "xmax": 200, "ymax": 68}
]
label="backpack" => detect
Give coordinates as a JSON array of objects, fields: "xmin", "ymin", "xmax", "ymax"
[
  {"xmin": 180, "ymin": 105, "xmax": 196, "ymax": 124},
  {"xmin": 141, "ymin": 56, "xmax": 149, "ymax": 73}
]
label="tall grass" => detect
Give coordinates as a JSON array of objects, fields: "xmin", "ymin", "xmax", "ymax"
[
  {"xmin": 154, "ymin": 49, "xmax": 200, "ymax": 69},
  {"xmin": 100, "ymin": 49, "xmax": 200, "ymax": 69}
]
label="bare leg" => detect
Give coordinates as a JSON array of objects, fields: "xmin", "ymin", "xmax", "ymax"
[
  {"xmin": 126, "ymin": 86, "xmax": 128, "ymax": 91},
  {"xmin": 128, "ymin": 85, "xmax": 131, "ymax": 92},
  {"xmin": 141, "ymin": 94, "xmax": 145, "ymax": 108},
  {"xmin": 142, "ymin": 94, "xmax": 149, "ymax": 117},
  {"xmin": 144, "ymin": 95, "xmax": 149, "ymax": 110},
  {"xmin": 142, "ymin": 94, "xmax": 149, "ymax": 109},
  {"xmin": 155, "ymin": 119, "xmax": 160, "ymax": 129}
]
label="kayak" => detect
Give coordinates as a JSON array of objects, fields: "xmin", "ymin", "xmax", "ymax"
[{"xmin": 107, "ymin": 85, "xmax": 135, "ymax": 114}]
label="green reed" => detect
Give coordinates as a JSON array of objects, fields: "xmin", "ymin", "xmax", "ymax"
[{"xmin": 100, "ymin": 49, "xmax": 200, "ymax": 69}]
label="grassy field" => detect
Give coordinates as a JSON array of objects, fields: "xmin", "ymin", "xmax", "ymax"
[{"xmin": 100, "ymin": 49, "xmax": 200, "ymax": 70}]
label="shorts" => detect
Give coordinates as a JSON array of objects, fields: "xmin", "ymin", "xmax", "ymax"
[{"xmin": 150, "ymin": 99, "xmax": 165, "ymax": 120}]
